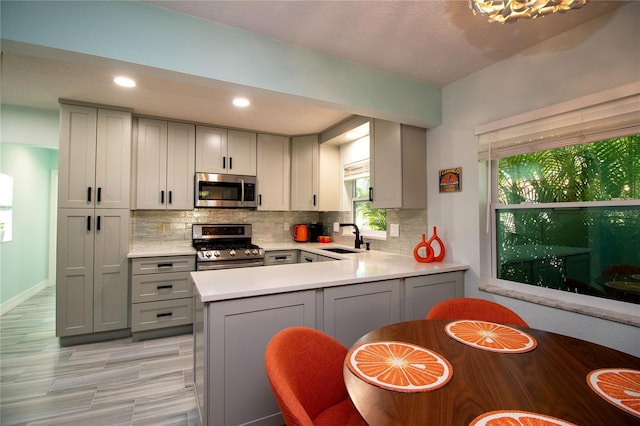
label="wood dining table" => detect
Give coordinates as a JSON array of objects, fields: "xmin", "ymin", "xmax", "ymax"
[{"xmin": 343, "ymin": 319, "xmax": 640, "ymax": 425}]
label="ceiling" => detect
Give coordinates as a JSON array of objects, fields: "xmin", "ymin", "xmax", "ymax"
[{"xmin": 0, "ymin": 0, "xmax": 627, "ymax": 137}]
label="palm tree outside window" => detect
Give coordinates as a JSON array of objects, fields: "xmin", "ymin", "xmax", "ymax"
[{"xmin": 495, "ymin": 135, "xmax": 640, "ymax": 304}]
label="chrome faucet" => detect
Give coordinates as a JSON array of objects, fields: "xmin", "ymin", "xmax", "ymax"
[{"xmin": 339, "ymin": 223, "xmax": 363, "ymax": 249}]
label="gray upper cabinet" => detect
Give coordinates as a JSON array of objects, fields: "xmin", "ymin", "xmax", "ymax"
[
  {"xmin": 59, "ymin": 104, "xmax": 131, "ymax": 209},
  {"xmin": 290, "ymin": 135, "xmax": 341, "ymax": 212},
  {"xmin": 135, "ymin": 118, "xmax": 195, "ymax": 210},
  {"xmin": 256, "ymin": 134, "xmax": 290, "ymax": 211},
  {"xmin": 290, "ymin": 135, "xmax": 319, "ymax": 211},
  {"xmin": 196, "ymin": 126, "xmax": 257, "ymax": 176},
  {"xmin": 370, "ymin": 119, "xmax": 427, "ymax": 209}
]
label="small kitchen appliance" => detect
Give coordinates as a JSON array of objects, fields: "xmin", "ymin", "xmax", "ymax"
[
  {"xmin": 292, "ymin": 224, "xmax": 309, "ymax": 242},
  {"xmin": 195, "ymin": 173, "xmax": 257, "ymax": 208},
  {"xmin": 192, "ymin": 224, "xmax": 264, "ymax": 271},
  {"xmin": 309, "ymin": 222, "xmax": 323, "ymax": 242}
]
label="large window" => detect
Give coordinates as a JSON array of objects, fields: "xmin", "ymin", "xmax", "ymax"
[{"xmin": 495, "ymin": 136, "xmax": 640, "ymax": 304}]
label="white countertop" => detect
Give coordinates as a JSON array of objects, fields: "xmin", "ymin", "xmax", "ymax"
[
  {"xmin": 192, "ymin": 242, "xmax": 469, "ymax": 303},
  {"xmin": 128, "ymin": 242, "xmax": 195, "ymax": 258}
]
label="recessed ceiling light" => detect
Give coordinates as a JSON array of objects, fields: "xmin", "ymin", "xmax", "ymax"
[
  {"xmin": 114, "ymin": 76, "xmax": 136, "ymax": 88},
  {"xmin": 233, "ymin": 97, "xmax": 250, "ymax": 107}
]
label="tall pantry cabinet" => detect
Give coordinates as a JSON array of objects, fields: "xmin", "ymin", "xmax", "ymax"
[{"xmin": 56, "ymin": 104, "xmax": 132, "ymax": 342}]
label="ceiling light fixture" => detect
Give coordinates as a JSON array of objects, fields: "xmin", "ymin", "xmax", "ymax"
[
  {"xmin": 114, "ymin": 76, "xmax": 136, "ymax": 88},
  {"xmin": 469, "ymin": 0, "xmax": 588, "ymax": 23},
  {"xmin": 232, "ymin": 97, "xmax": 250, "ymax": 107}
]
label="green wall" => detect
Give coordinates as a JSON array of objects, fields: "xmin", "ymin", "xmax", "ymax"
[{"xmin": 0, "ymin": 110, "xmax": 59, "ymax": 305}]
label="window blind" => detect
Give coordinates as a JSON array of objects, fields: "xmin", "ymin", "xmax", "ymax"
[
  {"xmin": 343, "ymin": 159, "xmax": 370, "ymax": 181},
  {"xmin": 476, "ymin": 83, "xmax": 640, "ymax": 161}
]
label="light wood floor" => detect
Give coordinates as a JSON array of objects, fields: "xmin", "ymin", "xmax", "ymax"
[{"xmin": 0, "ymin": 286, "xmax": 199, "ymax": 425}]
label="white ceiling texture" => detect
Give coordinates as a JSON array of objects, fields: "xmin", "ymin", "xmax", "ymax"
[{"xmin": 0, "ymin": 1, "xmax": 627, "ymax": 137}]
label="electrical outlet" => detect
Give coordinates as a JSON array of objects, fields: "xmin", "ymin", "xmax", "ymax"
[
  {"xmin": 284, "ymin": 222, "xmax": 290, "ymax": 231},
  {"xmin": 333, "ymin": 222, "xmax": 340, "ymax": 233},
  {"xmin": 390, "ymin": 224, "xmax": 400, "ymax": 237}
]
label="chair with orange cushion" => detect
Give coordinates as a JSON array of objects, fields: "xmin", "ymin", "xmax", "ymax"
[
  {"xmin": 426, "ymin": 297, "xmax": 529, "ymax": 327},
  {"xmin": 265, "ymin": 327, "xmax": 367, "ymax": 426}
]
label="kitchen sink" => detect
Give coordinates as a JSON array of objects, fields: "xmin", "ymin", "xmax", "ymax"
[{"xmin": 321, "ymin": 247, "xmax": 359, "ymax": 254}]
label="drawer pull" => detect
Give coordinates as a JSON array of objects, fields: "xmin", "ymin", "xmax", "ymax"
[
  {"xmin": 157, "ymin": 285, "xmax": 173, "ymax": 290},
  {"xmin": 156, "ymin": 312, "xmax": 173, "ymax": 318},
  {"xmin": 157, "ymin": 263, "xmax": 173, "ymax": 268},
  {"xmin": 274, "ymin": 256, "xmax": 287, "ymax": 261}
]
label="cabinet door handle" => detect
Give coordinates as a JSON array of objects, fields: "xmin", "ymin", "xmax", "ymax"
[
  {"xmin": 157, "ymin": 285, "xmax": 173, "ymax": 290},
  {"xmin": 156, "ymin": 312, "xmax": 173, "ymax": 318},
  {"xmin": 97, "ymin": 187, "xmax": 102, "ymax": 203},
  {"xmin": 313, "ymin": 194, "xmax": 317, "ymax": 206},
  {"xmin": 87, "ymin": 187, "xmax": 92, "ymax": 202},
  {"xmin": 369, "ymin": 187, "xmax": 374, "ymax": 202},
  {"xmin": 259, "ymin": 194, "xmax": 262, "ymax": 206},
  {"xmin": 229, "ymin": 157, "xmax": 233, "ymax": 170},
  {"xmin": 222, "ymin": 156, "xmax": 226, "ymax": 169},
  {"xmin": 168, "ymin": 191, "xmax": 172, "ymax": 204},
  {"xmin": 161, "ymin": 190, "xmax": 165, "ymax": 204},
  {"xmin": 87, "ymin": 216, "xmax": 91, "ymax": 231},
  {"xmin": 96, "ymin": 215, "xmax": 101, "ymax": 231}
]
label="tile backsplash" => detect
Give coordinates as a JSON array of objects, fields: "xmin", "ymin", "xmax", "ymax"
[{"xmin": 131, "ymin": 208, "xmax": 428, "ymax": 257}]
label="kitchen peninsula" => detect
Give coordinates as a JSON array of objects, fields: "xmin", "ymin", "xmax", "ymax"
[{"xmin": 191, "ymin": 244, "xmax": 468, "ymax": 426}]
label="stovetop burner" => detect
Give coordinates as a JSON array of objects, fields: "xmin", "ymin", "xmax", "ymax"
[{"xmin": 192, "ymin": 224, "xmax": 264, "ymax": 266}]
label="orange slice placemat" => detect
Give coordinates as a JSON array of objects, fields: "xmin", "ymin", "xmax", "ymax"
[
  {"xmin": 587, "ymin": 368, "xmax": 640, "ymax": 418},
  {"xmin": 470, "ymin": 410, "xmax": 577, "ymax": 426},
  {"xmin": 346, "ymin": 341, "xmax": 452, "ymax": 392},
  {"xmin": 445, "ymin": 320, "xmax": 537, "ymax": 353}
]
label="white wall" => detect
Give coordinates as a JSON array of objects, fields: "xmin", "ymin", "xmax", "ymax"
[{"xmin": 427, "ymin": 3, "xmax": 640, "ymax": 355}]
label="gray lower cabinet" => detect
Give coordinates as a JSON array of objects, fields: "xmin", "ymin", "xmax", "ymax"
[
  {"xmin": 194, "ymin": 270, "xmax": 464, "ymax": 426},
  {"xmin": 56, "ymin": 208, "xmax": 130, "ymax": 341},
  {"xmin": 323, "ymin": 279, "xmax": 401, "ymax": 348},
  {"xmin": 195, "ymin": 290, "xmax": 316, "ymax": 426},
  {"xmin": 130, "ymin": 255, "xmax": 195, "ymax": 340},
  {"xmin": 299, "ymin": 250, "xmax": 317, "ymax": 263},
  {"xmin": 263, "ymin": 250, "xmax": 298, "ymax": 265},
  {"xmin": 404, "ymin": 272, "xmax": 465, "ymax": 321}
]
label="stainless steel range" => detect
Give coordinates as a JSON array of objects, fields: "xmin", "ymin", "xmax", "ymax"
[{"xmin": 192, "ymin": 224, "xmax": 265, "ymax": 271}]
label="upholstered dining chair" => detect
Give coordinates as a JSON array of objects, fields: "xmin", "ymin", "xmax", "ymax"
[
  {"xmin": 426, "ymin": 297, "xmax": 529, "ymax": 327},
  {"xmin": 265, "ymin": 327, "xmax": 367, "ymax": 426}
]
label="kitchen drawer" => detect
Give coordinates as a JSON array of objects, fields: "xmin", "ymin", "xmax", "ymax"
[
  {"xmin": 264, "ymin": 250, "xmax": 298, "ymax": 265},
  {"xmin": 131, "ymin": 271, "xmax": 193, "ymax": 303},
  {"xmin": 131, "ymin": 255, "xmax": 195, "ymax": 275},
  {"xmin": 299, "ymin": 251, "xmax": 318, "ymax": 263},
  {"xmin": 131, "ymin": 298, "xmax": 192, "ymax": 332}
]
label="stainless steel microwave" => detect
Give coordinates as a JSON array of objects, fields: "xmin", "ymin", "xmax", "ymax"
[{"xmin": 195, "ymin": 173, "xmax": 257, "ymax": 208}]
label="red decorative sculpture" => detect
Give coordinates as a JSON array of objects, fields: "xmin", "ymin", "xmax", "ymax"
[
  {"xmin": 413, "ymin": 226, "xmax": 445, "ymax": 263},
  {"xmin": 413, "ymin": 233, "xmax": 434, "ymax": 263}
]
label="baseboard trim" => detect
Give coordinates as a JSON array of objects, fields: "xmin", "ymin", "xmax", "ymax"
[{"xmin": 1, "ymin": 279, "xmax": 49, "ymax": 316}]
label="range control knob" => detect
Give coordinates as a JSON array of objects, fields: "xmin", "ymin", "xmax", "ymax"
[
  {"xmin": 244, "ymin": 249, "xmax": 251, "ymax": 256},
  {"xmin": 251, "ymin": 249, "xmax": 258, "ymax": 255},
  {"xmin": 213, "ymin": 250, "xmax": 220, "ymax": 257},
  {"xmin": 205, "ymin": 251, "xmax": 212, "ymax": 258},
  {"xmin": 229, "ymin": 249, "xmax": 236, "ymax": 257}
]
